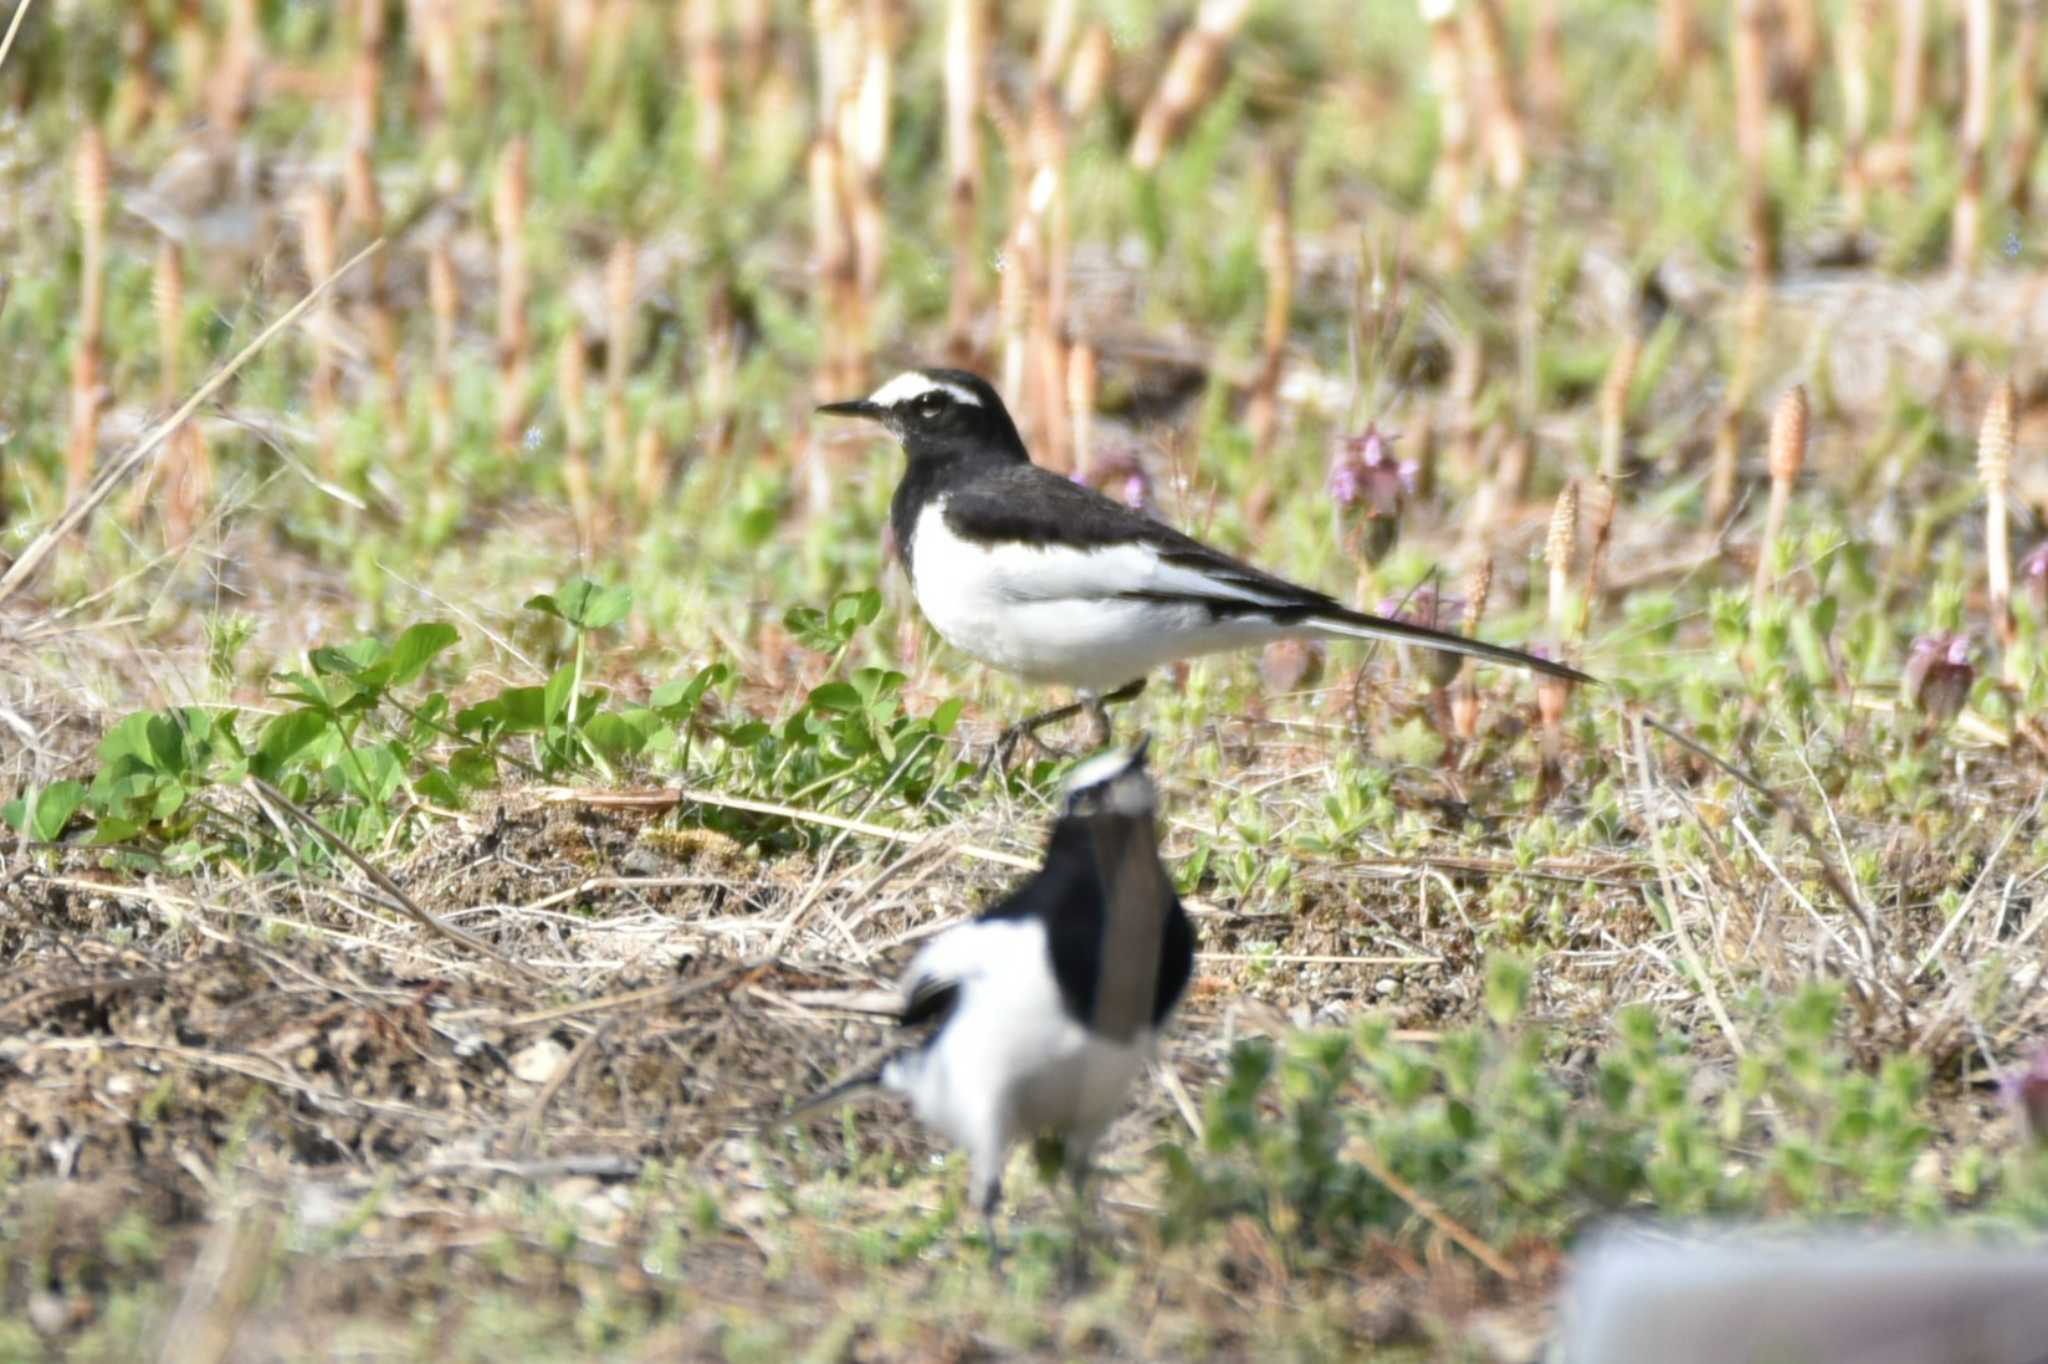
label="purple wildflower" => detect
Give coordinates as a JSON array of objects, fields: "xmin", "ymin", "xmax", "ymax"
[
  {"xmin": 1073, "ymin": 443, "xmax": 1155, "ymax": 515},
  {"xmin": 1902, "ymin": 632, "xmax": 1977, "ymax": 725},
  {"xmin": 2001, "ymin": 1044, "xmax": 2048, "ymax": 1148},
  {"xmin": 2022, "ymin": 541, "xmax": 2048, "ymax": 615},
  {"xmin": 1328, "ymin": 423, "xmax": 1415, "ymax": 565}
]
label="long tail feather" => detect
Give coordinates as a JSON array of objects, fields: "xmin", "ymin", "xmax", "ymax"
[
  {"xmin": 783, "ymin": 1066, "xmax": 887, "ymax": 1123},
  {"xmin": 1311, "ymin": 607, "xmax": 1596, "ymax": 684}
]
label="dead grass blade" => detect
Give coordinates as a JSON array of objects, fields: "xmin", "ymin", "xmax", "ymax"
[
  {"xmin": 246, "ymin": 775, "xmax": 549, "ymax": 985},
  {"xmin": 546, "ymin": 784, "xmax": 1038, "ymax": 870},
  {"xmin": 1641, "ymin": 712, "xmax": 1884, "ymax": 955},
  {"xmin": 0, "ymin": 239, "xmax": 384, "ymax": 612},
  {"xmin": 1347, "ymin": 1137, "xmax": 1520, "ymax": 1282},
  {"xmin": 0, "ymin": 0, "xmax": 33, "ymax": 77}
]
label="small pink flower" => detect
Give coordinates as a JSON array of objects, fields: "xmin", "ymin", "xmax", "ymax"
[
  {"xmin": 1902, "ymin": 632, "xmax": 1977, "ymax": 724},
  {"xmin": 1328, "ymin": 424, "xmax": 1415, "ymax": 566},
  {"xmin": 2021, "ymin": 541, "xmax": 2048, "ymax": 615},
  {"xmin": 1073, "ymin": 444, "xmax": 1155, "ymax": 515},
  {"xmin": 2000, "ymin": 1044, "xmax": 2048, "ymax": 1148}
]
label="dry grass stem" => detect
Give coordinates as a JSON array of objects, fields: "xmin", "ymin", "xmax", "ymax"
[
  {"xmin": 1883, "ymin": 0, "xmax": 1928, "ymax": 184},
  {"xmin": 1952, "ymin": 0, "xmax": 1993, "ymax": 274},
  {"xmin": 1067, "ymin": 340, "xmax": 1098, "ymax": 478},
  {"xmin": 296, "ymin": 184, "xmax": 340, "ymax": 476},
  {"xmin": 1754, "ymin": 384, "xmax": 1809, "ymax": 603},
  {"xmin": 246, "ymin": 777, "xmax": 548, "ymax": 984},
  {"xmin": 1657, "ymin": 0, "xmax": 1696, "ymax": 88},
  {"xmin": 67, "ymin": 126, "xmax": 109, "ymax": 500},
  {"xmin": 1731, "ymin": 0, "xmax": 1772, "ymax": 280},
  {"xmin": 1248, "ymin": 159, "xmax": 1295, "ymax": 450},
  {"xmin": 1461, "ymin": 0, "xmax": 1528, "ymax": 191},
  {"xmin": 1421, "ymin": 0, "xmax": 1473, "ymax": 267},
  {"xmin": 1596, "ymin": 331, "xmax": 1640, "ymax": 481},
  {"xmin": 0, "ymin": 0, "xmax": 34, "ymax": 75},
  {"xmin": 942, "ymin": 0, "xmax": 984, "ymax": 356},
  {"xmin": 427, "ymin": 235, "xmax": 457, "ymax": 470},
  {"xmin": 1546, "ymin": 481, "xmax": 1579, "ymax": 641},
  {"xmin": 2008, "ymin": 1, "xmax": 2045, "ymax": 214},
  {"xmin": 684, "ymin": 0, "xmax": 725, "ymax": 175},
  {"xmin": 559, "ymin": 335, "xmax": 594, "ymax": 551},
  {"xmin": 602, "ymin": 237, "xmax": 635, "ymax": 493},
  {"xmin": 1130, "ymin": 0, "xmax": 1253, "ymax": 172},
  {"xmin": 0, "ymin": 239, "xmax": 383, "ymax": 609},
  {"xmin": 1980, "ymin": 377, "xmax": 2017, "ymax": 654},
  {"xmin": 1707, "ymin": 277, "xmax": 1770, "ymax": 524},
  {"xmin": 493, "ymin": 138, "xmax": 532, "ymax": 449},
  {"xmin": 1837, "ymin": 0, "xmax": 1874, "ymax": 231}
]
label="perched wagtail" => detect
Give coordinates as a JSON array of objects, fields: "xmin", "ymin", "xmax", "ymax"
[
  {"xmin": 789, "ymin": 742, "xmax": 1192, "ymax": 1234},
  {"xmin": 819, "ymin": 368, "xmax": 1590, "ymax": 746}
]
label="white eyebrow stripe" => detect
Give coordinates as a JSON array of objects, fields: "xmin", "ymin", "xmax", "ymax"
[{"xmin": 866, "ymin": 371, "xmax": 984, "ymax": 408}]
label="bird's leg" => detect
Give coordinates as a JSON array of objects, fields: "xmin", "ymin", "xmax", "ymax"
[
  {"xmin": 1072, "ymin": 679, "xmax": 1150, "ymax": 752},
  {"xmin": 1059, "ymin": 1146, "xmax": 1102, "ymax": 1291},
  {"xmin": 969, "ymin": 1149, "xmax": 1006, "ymax": 1264},
  {"xmin": 989, "ymin": 679, "xmax": 1149, "ymax": 773}
]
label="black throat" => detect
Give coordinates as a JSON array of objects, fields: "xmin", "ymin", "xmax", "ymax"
[{"xmin": 886, "ymin": 416, "xmax": 1031, "ymax": 581}]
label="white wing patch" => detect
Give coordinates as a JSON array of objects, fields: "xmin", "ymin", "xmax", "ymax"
[{"xmin": 868, "ymin": 370, "xmax": 983, "ymax": 409}]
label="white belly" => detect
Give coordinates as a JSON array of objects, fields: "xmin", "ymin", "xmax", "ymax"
[
  {"xmin": 883, "ymin": 918, "xmax": 1158, "ymax": 1158},
  {"xmin": 907, "ymin": 500, "xmax": 1293, "ymax": 693}
]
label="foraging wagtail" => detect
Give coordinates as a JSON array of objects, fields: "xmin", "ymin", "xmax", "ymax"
[
  {"xmin": 819, "ymin": 368, "xmax": 1591, "ymax": 746},
  {"xmin": 789, "ymin": 741, "xmax": 1192, "ymax": 1232}
]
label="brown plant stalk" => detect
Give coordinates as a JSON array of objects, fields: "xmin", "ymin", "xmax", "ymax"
[
  {"xmin": 1952, "ymin": 0, "xmax": 1993, "ymax": 275},
  {"xmin": 602, "ymin": 237, "xmax": 635, "ymax": 493},
  {"xmin": 2008, "ymin": 0, "xmax": 2045, "ymax": 216},
  {"xmin": 298, "ymin": 185, "xmax": 340, "ymax": 477},
  {"xmin": 1838, "ymin": 0, "xmax": 1875, "ymax": 233},
  {"xmin": 1707, "ymin": 278, "xmax": 1770, "ymax": 525},
  {"xmin": 1130, "ymin": 0, "xmax": 1252, "ymax": 172},
  {"xmin": 493, "ymin": 138, "xmax": 531, "ymax": 449},
  {"xmin": 1980, "ymin": 377, "xmax": 2017, "ymax": 655},
  {"xmin": 1546, "ymin": 480, "xmax": 1579, "ymax": 643},
  {"xmin": 684, "ymin": 0, "xmax": 726, "ymax": 175},
  {"xmin": 1461, "ymin": 0, "xmax": 1528, "ymax": 191},
  {"xmin": 942, "ymin": 0, "xmax": 984, "ymax": 359},
  {"xmin": 67, "ymin": 126, "xmax": 109, "ymax": 500},
  {"xmin": 1753, "ymin": 384, "xmax": 1809, "ymax": 605},
  {"xmin": 559, "ymin": 335, "xmax": 594, "ymax": 553},
  {"xmin": 1732, "ymin": 0, "xmax": 1774, "ymax": 280},
  {"xmin": 1597, "ymin": 330, "xmax": 1641, "ymax": 482},
  {"xmin": 427, "ymin": 236, "xmax": 457, "ymax": 475},
  {"xmin": 1882, "ymin": 0, "xmax": 1928, "ymax": 186},
  {"xmin": 1247, "ymin": 157, "xmax": 1295, "ymax": 451}
]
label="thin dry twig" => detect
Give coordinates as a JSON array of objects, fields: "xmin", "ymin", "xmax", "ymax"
[
  {"xmin": 0, "ymin": 240, "xmax": 384, "ymax": 611},
  {"xmin": 546, "ymin": 785, "xmax": 1038, "ymax": 870},
  {"xmin": 1630, "ymin": 713, "xmax": 1745, "ymax": 1057},
  {"xmin": 1347, "ymin": 1138, "xmax": 1519, "ymax": 1282},
  {"xmin": 0, "ymin": 0, "xmax": 33, "ymax": 76},
  {"xmin": 246, "ymin": 776, "xmax": 548, "ymax": 984}
]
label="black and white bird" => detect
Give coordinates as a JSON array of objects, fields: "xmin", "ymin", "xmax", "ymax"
[
  {"xmin": 791, "ymin": 741, "xmax": 1192, "ymax": 1231},
  {"xmin": 818, "ymin": 367, "xmax": 1592, "ymax": 745}
]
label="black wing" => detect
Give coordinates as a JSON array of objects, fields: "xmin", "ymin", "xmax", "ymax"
[
  {"xmin": 900, "ymin": 974, "xmax": 961, "ymax": 1030},
  {"xmin": 940, "ymin": 465, "xmax": 1594, "ymax": 684}
]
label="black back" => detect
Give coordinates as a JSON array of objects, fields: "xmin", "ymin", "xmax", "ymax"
[{"xmin": 978, "ymin": 813, "xmax": 1195, "ymax": 1034}]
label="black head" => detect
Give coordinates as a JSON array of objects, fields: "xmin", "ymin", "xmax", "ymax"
[
  {"xmin": 1059, "ymin": 737, "xmax": 1156, "ymax": 821},
  {"xmin": 816, "ymin": 368, "xmax": 1029, "ymax": 464}
]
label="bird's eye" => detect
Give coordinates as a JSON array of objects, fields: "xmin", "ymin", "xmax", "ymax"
[{"xmin": 915, "ymin": 395, "xmax": 944, "ymax": 418}]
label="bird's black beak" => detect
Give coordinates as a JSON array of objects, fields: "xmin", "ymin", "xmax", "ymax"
[{"xmin": 816, "ymin": 398, "xmax": 883, "ymax": 420}]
